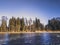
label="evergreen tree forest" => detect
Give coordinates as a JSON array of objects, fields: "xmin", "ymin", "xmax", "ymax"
[{"xmin": 0, "ymin": 16, "xmax": 60, "ymax": 32}]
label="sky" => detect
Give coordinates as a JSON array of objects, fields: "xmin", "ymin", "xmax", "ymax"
[{"xmin": 0, "ymin": 0, "xmax": 60, "ymax": 25}]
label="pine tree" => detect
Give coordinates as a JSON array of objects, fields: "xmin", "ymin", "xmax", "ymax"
[
  {"xmin": 9, "ymin": 17, "xmax": 16, "ymax": 32},
  {"xmin": 20, "ymin": 18, "xmax": 25, "ymax": 31},
  {"xmin": 16, "ymin": 17, "xmax": 20, "ymax": 32}
]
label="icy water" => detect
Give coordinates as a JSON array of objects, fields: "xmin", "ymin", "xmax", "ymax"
[{"xmin": 0, "ymin": 33, "xmax": 60, "ymax": 45}]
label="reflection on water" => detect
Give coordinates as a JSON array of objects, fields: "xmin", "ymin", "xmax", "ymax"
[
  {"xmin": 0, "ymin": 33, "xmax": 9, "ymax": 45},
  {"xmin": 0, "ymin": 33, "xmax": 60, "ymax": 45},
  {"xmin": 40, "ymin": 33, "xmax": 51, "ymax": 45}
]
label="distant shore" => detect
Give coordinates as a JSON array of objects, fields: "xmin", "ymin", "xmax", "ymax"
[{"xmin": 0, "ymin": 31, "xmax": 60, "ymax": 34}]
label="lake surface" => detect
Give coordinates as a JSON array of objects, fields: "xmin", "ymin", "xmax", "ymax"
[{"xmin": 0, "ymin": 33, "xmax": 60, "ymax": 45}]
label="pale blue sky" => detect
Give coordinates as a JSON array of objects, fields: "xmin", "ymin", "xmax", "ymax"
[{"xmin": 0, "ymin": 0, "xmax": 60, "ymax": 25}]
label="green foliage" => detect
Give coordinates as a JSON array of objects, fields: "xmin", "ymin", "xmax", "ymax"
[
  {"xmin": 20, "ymin": 18, "xmax": 25, "ymax": 31},
  {"xmin": 34, "ymin": 18, "xmax": 44, "ymax": 30},
  {"xmin": 16, "ymin": 17, "xmax": 20, "ymax": 25},
  {"xmin": 0, "ymin": 16, "xmax": 60, "ymax": 32},
  {"xmin": 9, "ymin": 17, "xmax": 16, "ymax": 31},
  {"xmin": 46, "ymin": 17, "xmax": 60, "ymax": 31}
]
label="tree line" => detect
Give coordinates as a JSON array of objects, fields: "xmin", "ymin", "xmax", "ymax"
[
  {"xmin": 45, "ymin": 17, "xmax": 60, "ymax": 31},
  {"xmin": 0, "ymin": 16, "xmax": 60, "ymax": 32}
]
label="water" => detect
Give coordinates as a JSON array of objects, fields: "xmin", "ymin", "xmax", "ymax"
[{"xmin": 0, "ymin": 33, "xmax": 60, "ymax": 45}]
